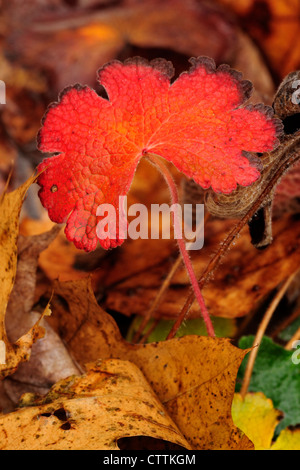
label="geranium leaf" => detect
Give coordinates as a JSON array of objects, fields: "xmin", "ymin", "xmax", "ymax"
[{"xmin": 37, "ymin": 57, "xmax": 281, "ymax": 251}]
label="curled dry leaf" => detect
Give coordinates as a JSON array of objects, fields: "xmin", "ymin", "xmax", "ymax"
[
  {"xmin": 0, "ymin": 175, "xmax": 52, "ymax": 379},
  {"xmin": 3, "ymin": 310, "xmax": 81, "ymax": 404},
  {"xmin": 6, "ymin": 224, "xmax": 61, "ymax": 339},
  {"xmin": 44, "ymin": 278, "xmax": 253, "ymax": 449},
  {"xmin": 0, "ymin": 359, "xmax": 191, "ymax": 450},
  {"xmin": 2, "ymin": 222, "xmax": 80, "ymax": 403}
]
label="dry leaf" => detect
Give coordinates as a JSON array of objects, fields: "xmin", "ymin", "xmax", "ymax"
[
  {"xmin": 1, "ymin": 222, "xmax": 80, "ymax": 403},
  {"xmin": 19, "ymin": 218, "xmax": 96, "ymax": 282},
  {"xmin": 3, "ymin": 308, "xmax": 81, "ymax": 404},
  {"xmin": 0, "ymin": 175, "xmax": 51, "ymax": 378},
  {"xmin": 273, "ymin": 160, "xmax": 300, "ymax": 216},
  {"xmin": 0, "ymin": 359, "xmax": 191, "ymax": 450},
  {"xmin": 0, "ymin": 122, "xmax": 18, "ymax": 195},
  {"xmin": 217, "ymin": 0, "xmax": 300, "ymax": 78},
  {"xmin": 44, "ymin": 278, "xmax": 253, "ymax": 450},
  {"xmin": 100, "ymin": 214, "xmax": 300, "ymax": 320},
  {"xmin": 3, "ymin": 0, "xmax": 238, "ymax": 91},
  {"xmin": 6, "ymin": 224, "xmax": 61, "ymax": 339}
]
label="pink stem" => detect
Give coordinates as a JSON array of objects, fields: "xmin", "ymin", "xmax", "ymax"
[{"xmin": 146, "ymin": 153, "xmax": 215, "ymax": 338}]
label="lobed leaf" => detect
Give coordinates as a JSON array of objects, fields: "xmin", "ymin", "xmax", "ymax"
[{"xmin": 37, "ymin": 57, "xmax": 281, "ymax": 251}]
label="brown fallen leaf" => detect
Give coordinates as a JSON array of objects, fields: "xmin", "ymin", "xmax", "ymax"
[
  {"xmin": 99, "ymin": 214, "xmax": 300, "ymax": 320},
  {"xmin": 231, "ymin": 30, "xmax": 275, "ymax": 104},
  {"xmin": 0, "ymin": 359, "xmax": 191, "ymax": 450},
  {"xmin": 0, "ymin": 121, "xmax": 18, "ymax": 195},
  {"xmin": 0, "ymin": 175, "xmax": 52, "ymax": 379},
  {"xmin": 6, "ymin": 224, "xmax": 61, "ymax": 339},
  {"xmin": 43, "ymin": 278, "xmax": 253, "ymax": 450},
  {"xmin": 2, "ymin": 0, "xmax": 238, "ymax": 91},
  {"xmin": 2, "ymin": 222, "xmax": 81, "ymax": 404},
  {"xmin": 0, "ymin": 52, "xmax": 48, "ymax": 167},
  {"xmin": 1, "ymin": 0, "xmax": 275, "ymax": 115},
  {"xmin": 18, "ymin": 218, "xmax": 94, "ymax": 282},
  {"xmin": 217, "ymin": 0, "xmax": 300, "ymax": 79},
  {"xmin": 3, "ymin": 309, "xmax": 82, "ymax": 404},
  {"xmin": 273, "ymin": 160, "xmax": 300, "ymax": 216}
]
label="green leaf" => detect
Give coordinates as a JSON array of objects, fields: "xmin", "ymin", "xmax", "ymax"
[
  {"xmin": 126, "ymin": 316, "xmax": 236, "ymax": 343},
  {"xmin": 237, "ymin": 336, "xmax": 300, "ymax": 434}
]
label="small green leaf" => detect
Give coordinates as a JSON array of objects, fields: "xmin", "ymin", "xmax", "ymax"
[
  {"xmin": 126, "ymin": 315, "xmax": 236, "ymax": 343},
  {"xmin": 237, "ymin": 336, "xmax": 300, "ymax": 434}
]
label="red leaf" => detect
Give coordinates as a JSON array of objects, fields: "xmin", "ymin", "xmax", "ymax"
[{"xmin": 37, "ymin": 57, "xmax": 282, "ymax": 251}]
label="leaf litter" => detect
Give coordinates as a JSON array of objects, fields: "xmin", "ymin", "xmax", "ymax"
[{"xmin": 1, "ymin": 0, "xmax": 300, "ymax": 451}]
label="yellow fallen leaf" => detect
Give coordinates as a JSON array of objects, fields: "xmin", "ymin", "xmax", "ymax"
[
  {"xmin": 232, "ymin": 392, "xmax": 282, "ymax": 450},
  {"xmin": 271, "ymin": 428, "xmax": 300, "ymax": 450},
  {"xmin": 45, "ymin": 278, "xmax": 254, "ymax": 450},
  {"xmin": 232, "ymin": 392, "xmax": 300, "ymax": 450},
  {"xmin": 0, "ymin": 175, "xmax": 51, "ymax": 378},
  {"xmin": 0, "ymin": 359, "xmax": 191, "ymax": 450}
]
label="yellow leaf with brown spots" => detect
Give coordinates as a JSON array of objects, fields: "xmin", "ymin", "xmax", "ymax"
[
  {"xmin": 0, "ymin": 359, "xmax": 190, "ymax": 450},
  {"xmin": 45, "ymin": 278, "xmax": 253, "ymax": 450}
]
